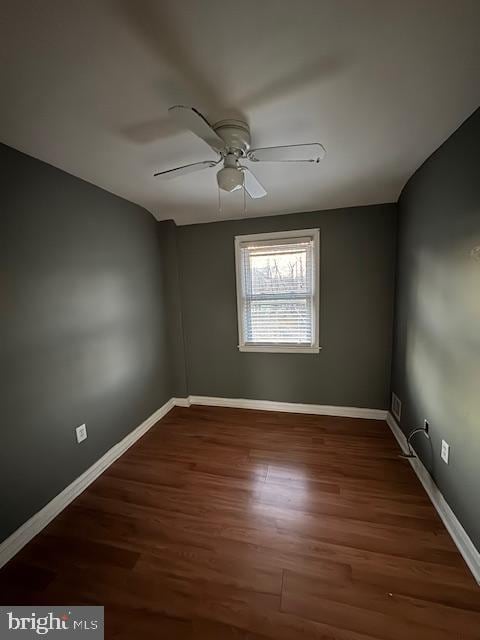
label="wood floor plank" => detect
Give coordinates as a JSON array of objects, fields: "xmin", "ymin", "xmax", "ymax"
[
  {"xmin": 281, "ymin": 570, "xmax": 455, "ymax": 640},
  {"xmin": 1, "ymin": 404, "xmax": 478, "ymax": 639},
  {"xmin": 282, "ymin": 569, "xmax": 480, "ymax": 639},
  {"xmin": 135, "ymin": 547, "xmax": 283, "ymax": 596}
]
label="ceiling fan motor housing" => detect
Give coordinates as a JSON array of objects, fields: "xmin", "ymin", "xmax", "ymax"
[{"xmin": 213, "ymin": 119, "xmax": 251, "ymax": 156}]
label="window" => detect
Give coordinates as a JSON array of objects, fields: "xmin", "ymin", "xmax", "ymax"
[{"xmin": 235, "ymin": 229, "xmax": 320, "ymax": 353}]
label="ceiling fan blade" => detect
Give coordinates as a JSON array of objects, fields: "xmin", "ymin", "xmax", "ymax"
[
  {"xmin": 168, "ymin": 105, "xmax": 225, "ymax": 153},
  {"xmin": 154, "ymin": 159, "xmax": 219, "ymax": 179},
  {"xmin": 242, "ymin": 168, "xmax": 267, "ymax": 199},
  {"xmin": 248, "ymin": 143, "xmax": 326, "ymax": 163}
]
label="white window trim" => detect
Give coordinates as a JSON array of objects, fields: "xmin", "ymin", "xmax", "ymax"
[{"xmin": 234, "ymin": 228, "xmax": 320, "ymax": 354}]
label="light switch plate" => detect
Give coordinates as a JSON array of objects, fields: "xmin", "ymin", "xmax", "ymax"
[
  {"xmin": 441, "ymin": 439, "xmax": 450, "ymax": 464},
  {"xmin": 76, "ymin": 424, "xmax": 87, "ymax": 444}
]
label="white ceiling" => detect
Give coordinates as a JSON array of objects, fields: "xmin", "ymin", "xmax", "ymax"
[{"xmin": 1, "ymin": 1, "xmax": 479, "ymax": 225}]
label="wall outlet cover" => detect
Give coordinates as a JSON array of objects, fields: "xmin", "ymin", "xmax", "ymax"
[
  {"xmin": 391, "ymin": 392, "xmax": 401, "ymax": 421},
  {"xmin": 76, "ymin": 424, "xmax": 87, "ymax": 444},
  {"xmin": 441, "ymin": 439, "xmax": 450, "ymax": 464}
]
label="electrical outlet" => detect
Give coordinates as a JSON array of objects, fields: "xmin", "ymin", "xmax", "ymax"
[
  {"xmin": 424, "ymin": 419, "xmax": 429, "ymax": 434},
  {"xmin": 76, "ymin": 424, "xmax": 87, "ymax": 444},
  {"xmin": 441, "ymin": 439, "xmax": 450, "ymax": 464},
  {"xmin": 391, "ymin": 393, "xmax": 401, "ymax": 421}
]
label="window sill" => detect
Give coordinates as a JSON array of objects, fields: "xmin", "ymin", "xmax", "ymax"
[{"xmin": 238, "ymin": 344, "xmax": 321, "ymax": 354}]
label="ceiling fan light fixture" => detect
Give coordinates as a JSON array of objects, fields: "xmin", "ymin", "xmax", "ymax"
[{"xmin": 217, "ymin": 166, "xmax": 244, "ymax": 193}]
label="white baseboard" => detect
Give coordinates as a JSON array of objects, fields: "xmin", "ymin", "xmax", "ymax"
[
  {"xmin": 386, "ymin": 413, "xmax": 480, "ymax": 585},
  {"xmin": 184, "ymin": 395, "xmax": 387, "ymax": 420},
  {"xmin": 0, "ymin": 398, "xmax": 176, "ymax": 570},
  {"xmin": 172, "ymin": 397, "xmax": 191, "ymax": 407}
]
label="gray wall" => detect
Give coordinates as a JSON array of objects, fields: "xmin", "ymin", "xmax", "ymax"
[
  {"xmin": 391, "ymin": 108, "xmax": 480, "ymax": 549},
  {"xmin": 0, "ymin": 143, "xmax": 173, "ymax": 543},
  {"xmin": 178, "ymin": 204, "xmax": 397, "ymax": 409}
]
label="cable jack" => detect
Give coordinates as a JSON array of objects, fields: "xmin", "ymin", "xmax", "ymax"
[{"xmin": 398, "ymin": 425, "xmax": 430, "ymax": 459}]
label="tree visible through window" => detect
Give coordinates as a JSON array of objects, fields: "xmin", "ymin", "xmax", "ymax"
[{"xmin": 235, "ymin": 230, "xmax": 319, "ymax": 353}]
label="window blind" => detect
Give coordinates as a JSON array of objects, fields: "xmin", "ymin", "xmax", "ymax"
[{"xmin": 239, "ymin": 236, "xmax": 315, "ymax": 345}]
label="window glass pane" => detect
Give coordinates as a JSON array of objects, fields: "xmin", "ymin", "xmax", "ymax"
[{"xmin": 246, "ymin": 248, "xmax": 311, "ymax": 298}]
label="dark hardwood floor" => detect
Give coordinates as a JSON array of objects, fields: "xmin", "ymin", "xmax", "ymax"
[{"xmin": 1, "ymin": 405, "xmax": 479, "ymax": 638}]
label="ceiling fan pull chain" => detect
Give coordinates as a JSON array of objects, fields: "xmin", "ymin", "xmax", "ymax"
[
  {"xmin": 243, "ymin": 184, "xmax": 247, "ymax": 216},
  {"xmin": 217, "ymin": 186, "xmax": 222, "ymax": 217}
]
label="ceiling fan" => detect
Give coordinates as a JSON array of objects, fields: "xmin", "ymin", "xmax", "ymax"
[{"xmin": 154, "ymin": 106, "xmax": 326, "ymax": 199}]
